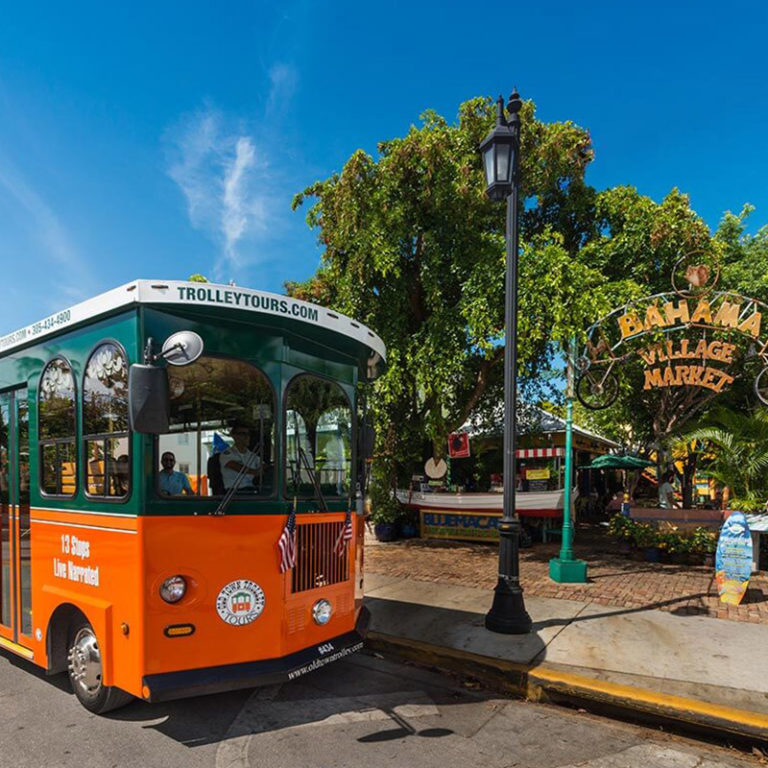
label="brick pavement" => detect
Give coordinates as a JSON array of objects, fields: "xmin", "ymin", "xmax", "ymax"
[{"xmin": 365, "ymin": 525, "xmax": 768, "ymax": 624}]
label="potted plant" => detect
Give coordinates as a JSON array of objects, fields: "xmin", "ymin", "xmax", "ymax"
[
  {"xmin": 607, "ymin": 514, "xmax": 636, "ymax": 555},
  {"xmin": 397, "ymin": 508, "xmax": 419, "ymax": 538},
  {"xmin": 662, "ymin": 530, "xmax": 691, "ymax": 564},
  {"xmin": 633, "ymin": 523, "xmax": 661, "ymax": 562},
  {"xmin": 369, "ymin": 495, "xmax": 402, "ymax": 542},
  {"xmin": 691, "ymin": 527, "xmax": 717, "ymax": 566}
]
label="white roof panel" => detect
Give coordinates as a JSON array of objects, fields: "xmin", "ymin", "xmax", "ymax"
[{"xmin": 0, "ymin": 280, "xmax": 386, "ymax": 361}]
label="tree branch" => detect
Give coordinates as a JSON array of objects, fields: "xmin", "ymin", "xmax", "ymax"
[{"xmin": 452, "ymin": 348, "xmax": 505, "ymax": 430}]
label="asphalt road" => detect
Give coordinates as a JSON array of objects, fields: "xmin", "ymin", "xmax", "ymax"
[{"xmin": 0, "ymin": 648, "xmax": 759, "ymax": 768}]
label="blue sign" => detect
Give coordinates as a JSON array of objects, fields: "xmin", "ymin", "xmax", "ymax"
[
  {"xmin": 420, "ymin": 511, "xmax": 500, "ymax": 540},
  {"xmin": 715, "ymin": 511, "xmax": 753, "ymax": 606}
]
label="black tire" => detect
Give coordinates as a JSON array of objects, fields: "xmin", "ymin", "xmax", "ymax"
[
  {"xmin": 67, "ymin": 622, "xmax": 133, "ymax": 714},
  {"xmin": 576, "ymin": 371, "xmax": 619, "ymax": 411},
  {"xmin": 755, "ymin": 367, "xmax": 768, "ymax": 405}
]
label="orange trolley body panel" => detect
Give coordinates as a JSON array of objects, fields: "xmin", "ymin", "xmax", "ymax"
[
  {"xmin": 26, "ymin": 507, "xmax": 364, "ymax": 700},
  {"xmin": 29, "ymin": 509, "xmax": 143, "ymax": 691},
  {"xmin": 140, "ymin": 512, "xmax": 360, "ymax": 676}
]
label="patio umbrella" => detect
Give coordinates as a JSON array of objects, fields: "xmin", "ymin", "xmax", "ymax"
[{"xmin": 579, "ymin": 454, "xmax": 654, "ymax": 470}]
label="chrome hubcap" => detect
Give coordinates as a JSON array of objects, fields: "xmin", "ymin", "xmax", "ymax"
[{"xmin": 68, "ymin": 628, "xmax": 102, "ymax": 695}]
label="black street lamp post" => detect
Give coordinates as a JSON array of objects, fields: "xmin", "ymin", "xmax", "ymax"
[{"xmin": 480, "ymin": 92, "xmax": 533, "ymax": 635}]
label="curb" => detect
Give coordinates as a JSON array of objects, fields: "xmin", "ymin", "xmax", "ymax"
[{"xmin": 365, "ymin": 631, "xmax": 768, "ymax": 745}]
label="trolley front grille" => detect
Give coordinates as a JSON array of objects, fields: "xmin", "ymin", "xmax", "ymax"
[{"xmin": 291, "ymin": 519, "xmax": 351, "ymax": 594}]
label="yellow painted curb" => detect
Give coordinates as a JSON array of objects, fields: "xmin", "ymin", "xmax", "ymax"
[
  {"xmin": 365, "ymin": 631, "xmax": 768, "ymax": 740},
  {"xmin": 530, "ymin": 665, "xmax": 768, "ymax": 733}
]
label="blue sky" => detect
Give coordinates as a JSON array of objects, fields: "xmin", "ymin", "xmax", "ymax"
[{"xmin": 0, "ymin": 0, "xmax": 766, "ymax": 330}]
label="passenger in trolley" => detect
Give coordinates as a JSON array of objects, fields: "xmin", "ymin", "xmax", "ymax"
[{"xmin": 157, "ymin": 451, "xmax": 193, "ymax": 496}]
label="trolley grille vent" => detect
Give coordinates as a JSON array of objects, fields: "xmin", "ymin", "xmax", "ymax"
[{"xmin": 291, "ymin": 519, "xmax": 351, "ymax": 594}]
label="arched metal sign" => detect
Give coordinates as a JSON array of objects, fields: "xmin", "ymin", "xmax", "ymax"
[{"xmin": 575, "ymin": 255, "xmax": 768, "ymax": 409}]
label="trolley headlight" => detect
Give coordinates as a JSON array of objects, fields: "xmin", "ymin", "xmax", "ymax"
[
  {"xmin": 312, "ymin": 599, "xmax": 333, "ymax": 625},
  {"xmin": 160, "ymin": 575, "xmax": 187, "ymax": 604}
]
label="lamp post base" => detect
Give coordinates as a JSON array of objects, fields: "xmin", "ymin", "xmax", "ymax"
[
  {"xmin": 485, "ymin": 580, "xmax": 532, "ymax": 634},
  {"xmin": 548, "ymin": 557, "xmax": 588, "ymax": 584}
]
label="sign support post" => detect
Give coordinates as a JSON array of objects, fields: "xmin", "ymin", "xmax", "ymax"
[{"xmin": 550, "ymin": 337, "xmax": 588, "ymax": 583}]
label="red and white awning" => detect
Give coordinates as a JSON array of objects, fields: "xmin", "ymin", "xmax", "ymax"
[{"xmin": 515, "ymin": 448, "xmax": 564, "ymax": 458}]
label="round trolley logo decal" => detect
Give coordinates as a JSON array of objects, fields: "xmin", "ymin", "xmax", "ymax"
[{"xmin": 216, "ymin": 579, "xmax": 265, "ymax": 626}]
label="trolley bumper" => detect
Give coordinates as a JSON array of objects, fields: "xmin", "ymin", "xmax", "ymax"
[{"xmin": 142, "ymin": 606, "xmax": 370, "ymax": 702}]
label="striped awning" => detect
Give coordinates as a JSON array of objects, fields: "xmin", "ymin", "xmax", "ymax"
[{"xmin": 515, "ymin": 448, "xmax": 564, "ymax": 458}]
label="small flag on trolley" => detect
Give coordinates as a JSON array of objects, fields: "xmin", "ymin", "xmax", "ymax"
[
  {"xmin": 277, "ymin": 504, "xmax": 297, "ymax": 573},
  {"xmin": 334, "ymin": 510, "xmax": 353, "ymax": 557}
]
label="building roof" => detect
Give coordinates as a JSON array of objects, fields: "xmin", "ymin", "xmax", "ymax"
[{"xmin": 461, "ymin": 404, "xmax": 620, "ymax": 450}]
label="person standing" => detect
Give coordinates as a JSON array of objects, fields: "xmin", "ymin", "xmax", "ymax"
[{"xmin": 658, "ymin": 471, "xmax": 676, "ymax": 509}]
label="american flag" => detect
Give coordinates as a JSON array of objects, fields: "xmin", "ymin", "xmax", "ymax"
[
  {"xmin": 334, "ymin": 510, "xmax": 353, "ymax": 557},
  {"xmin": 277, "ymin": 509, "xmax": 297, "ymax": 573}
]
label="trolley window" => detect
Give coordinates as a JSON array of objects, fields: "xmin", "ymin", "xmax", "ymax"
[
  {"xmin": 157, "ymin": 357, "xmax": 275, "ymax": 497},
  {"xmin": 284, "ymin": 375, "xmax": 352, "ymax": 499},
  {"xmin": 39, "ymin": 358, "xmax": 77, "ymax": 496},
  {"xmin": 83, "ymin": 342, "xmax": 130, "ymax": 498}
]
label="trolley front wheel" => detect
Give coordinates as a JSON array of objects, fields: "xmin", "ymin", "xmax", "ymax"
[{"xmin": 67, "ymin": 622, "xmax": 133, "ymax": 714}]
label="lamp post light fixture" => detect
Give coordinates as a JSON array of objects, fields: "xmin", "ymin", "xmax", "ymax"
[{"xmin": 480, "ymin": 92, "xmax": 532, "ymax": 635}]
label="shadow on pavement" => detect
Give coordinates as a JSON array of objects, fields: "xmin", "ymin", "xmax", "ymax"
[
  {"xmin": 96, "ymin": 653, "xmax": 488, "ymax": 749},
  {"xmin": 533, "ymin": 592, "xmax": 713, "ymax": 631}
]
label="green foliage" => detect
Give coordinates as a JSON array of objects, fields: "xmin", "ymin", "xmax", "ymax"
[
  {"xmin": 685, "ymin": 407, "xmax": 768, "ymax": 502},
  {"xmin": 289, "ymin": 93, "xmax": 767, "ymax": 498},
  {"xmin": 632, "ymin": 522, "xmax": 658, "ymax": 549},
  {"xmin": 690, "ymin": 527, "xmax": 717, "ymax": 555},
  {"xmin": 290, "ymin": 96, "xmax": 627, "ymax": 498},
  {"xmin": 716, "ymin": 205, "xmax": 768, "ymax": 304},
  {"xmin": 188, "ymin": 274, "xmax": 209, "ymax": 283},
  {"xmin": 368, "ymin": 485, "xmax": 403, "ymax": 524},
  {"xmin": 580, "ymin": 186, "xmax": 712, "ymax": 291},
  {"xmin": 606, "ymin": 513, "xmax": 635, "ymax": 540},
  {"xmin": 606, "ymin": 514, "xmax": 716, "ymax": 556}
]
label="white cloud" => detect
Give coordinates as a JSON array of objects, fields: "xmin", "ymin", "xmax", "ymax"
[
  {"xmin": 266, "ymin": 63, "xmax": 298, "ymax": 120},
  {"xmin": 167, "ymin": 106, "xmax": 275, "ymax": 282},
  {"xmin": 0, "ymin": 163, "xmax": 95, "ymax": 302}
]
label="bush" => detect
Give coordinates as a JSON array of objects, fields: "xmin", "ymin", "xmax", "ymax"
[
  {"xmin": 607, "ymin": 514, "xmax": 635, "ymax": 541},
  {"xmin": 368, "ymin": 486, "xmax": 403, "ymax": 524},
  {"xmin": 606, "ymin": 514, "xmax": 718, "ymax": 560},
  {"xmin": 656, "ymin": 529, "xmax": 690, "ymax": 556},
  {"xmin": 690, "ymin": 527, "xmax": 717, "ymax": 555},
  {"xmin": 632, "ymin": 523, "xmax": 657, "ymax": 549},
  {"xmin": 729, "ymin": 497, "xmax": 766, "ymax": 514}
]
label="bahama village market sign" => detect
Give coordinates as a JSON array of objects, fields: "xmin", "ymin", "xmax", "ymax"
[
  {"xmin": 617, "ymin": 294, "xmax": 762, "ymax": 395},
  {"xmin": 574, "ymin": 263, "xmax": 768, "ymax": 411}
]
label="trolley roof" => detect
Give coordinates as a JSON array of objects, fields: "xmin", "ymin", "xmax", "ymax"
[{"xmin": 0, "ymin": 279, "xmax": 386, "ymax": 361}]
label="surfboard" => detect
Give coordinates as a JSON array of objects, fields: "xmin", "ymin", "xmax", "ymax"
[{"xmin": 715, "ymin": 511, "xmax": 753, "ymax": 606}]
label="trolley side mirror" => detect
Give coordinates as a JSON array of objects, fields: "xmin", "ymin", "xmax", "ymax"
[{"xmin": 128, "ymin": 365, "xmax": 170, "ymax": 434}]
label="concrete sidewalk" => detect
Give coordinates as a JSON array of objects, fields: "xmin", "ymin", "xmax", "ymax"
[{"xmin": 363, "ymin": 572, "xmax": 768, "ymax": 744}]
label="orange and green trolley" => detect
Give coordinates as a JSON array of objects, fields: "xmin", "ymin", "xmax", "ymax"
[{"xmin": 0, "ymin": 280, "xmax": 384, "ymax": 712}]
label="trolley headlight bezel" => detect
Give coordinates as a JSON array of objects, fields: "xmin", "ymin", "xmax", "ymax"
[
  {"xmin": 312, "ymin": 599, "xmax": 333, "ymax": 625},
  {"xmin": 160, "ymin": 575, "xmax": 187, "ymax": 604}
]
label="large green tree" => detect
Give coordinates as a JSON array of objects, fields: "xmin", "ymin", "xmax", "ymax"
[
  {"xmin": 289, "ymin": 97, "xmax": 631, "ymax": 509},
  {"xmin": 289, "ymin": 95, "xmax": 766, "ymax": 516}
]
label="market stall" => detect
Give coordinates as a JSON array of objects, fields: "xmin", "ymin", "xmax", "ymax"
[{"xmin": 397, "ymin": 447, "xmax": 566, "ymax": 542}]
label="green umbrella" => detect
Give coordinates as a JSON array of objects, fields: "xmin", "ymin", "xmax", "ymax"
[{"xmin": 578, "ymin": 454, "xmax": 654, "ymax": 470}]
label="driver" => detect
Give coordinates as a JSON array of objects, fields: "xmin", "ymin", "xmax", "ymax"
[{"xmin": 220, "ymin": 422, "xmax": 261, "ymax": 490}]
